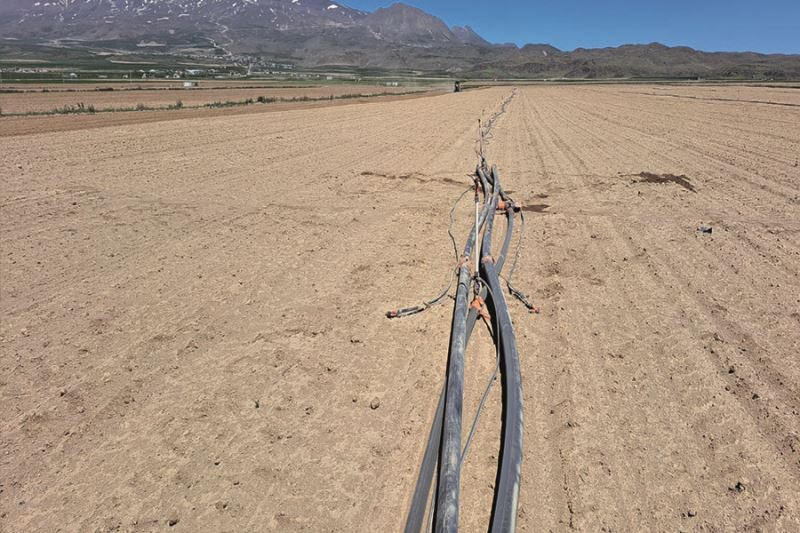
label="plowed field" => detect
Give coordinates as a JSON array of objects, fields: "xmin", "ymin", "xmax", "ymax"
[{"xmin": 1, "ymin": 85, "xmax": 799, "ymax": 531}]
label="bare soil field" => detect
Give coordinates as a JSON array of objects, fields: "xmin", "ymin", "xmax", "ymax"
[
  {"xmin": 1, "ymin": 80, "xmax": 360, "ymax": 91},
  {"xmin": 612, "ymin": 83, "xmax": 800, "ymax": 107},
  {"xmin": 0, "ymin": 91, "xmax": 444, "ymax": 138},
  {"xmin": 1, "ymin": 85, "xmax": 799, "ymax": 531},
  {"xmin": 0, "ymin": 84, "xmax": 427, "ymax": 114}
]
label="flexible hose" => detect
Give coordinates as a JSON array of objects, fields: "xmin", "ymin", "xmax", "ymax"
[
  {"xmin": 433, "ymin": 169, "xmax": 495, "ymax": 533},
  {"xmin": 405, "ymin": 94, "xmax": 523, "ymax": 532},
  {"xmin": 405, "ymin": 177, "xmax": 517, "ymax": 533},
  {"xmin": 481, "ymin": 166, "xmax": 523, "ymax": 533}
]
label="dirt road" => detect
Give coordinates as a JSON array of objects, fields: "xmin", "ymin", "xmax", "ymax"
[{"xmin": 1, "ymin": 85, "xmax": 799, "ymax": 531}]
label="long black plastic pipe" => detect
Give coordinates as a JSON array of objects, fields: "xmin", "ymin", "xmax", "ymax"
[
  {"xmin": 407, "ymin": 91, "xmax": 519, "ymax": 532},
  {"xmin": 404, "ymin": 168, "xmax": 516, "ymax": 533},
  {"xmin": 435, "ymin": 245, "xmax": 472, "ymax": 533},
  {"xmin": 433, "ymin": 168, "xmax": 496, "ymax": 533},
  {"xmin": 482, "ymin": 166, "xmax": 523, "ymax": 533}
]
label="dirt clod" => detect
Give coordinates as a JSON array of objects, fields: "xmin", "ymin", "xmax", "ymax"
[{"xmin": 370, "ymin": 397, "xmax": 381, "ymax": 410}]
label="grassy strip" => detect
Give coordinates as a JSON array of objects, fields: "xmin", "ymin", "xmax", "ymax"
[{"xmin": 0, "ymin": 90, "xmax": 430, "ymax": 117}]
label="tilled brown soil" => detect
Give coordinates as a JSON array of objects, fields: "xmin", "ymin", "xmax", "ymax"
[
  {"xmin": 1, "ymin": 80, "xmax": 358, "ymax": 91},
  {"xmin": 0, "ymin": 90, "xmax": 444, "ymax": 138},
  {"xmin": 1, "ymin": 85, "xmax": 799, "ymax": 532},
  {"xmin": 613, "ymin": 83, "xmax": 800, "ymax": 107},
  {"xmin": 0, "ymin": 84, "xmax": 427, "ymax": 114}
]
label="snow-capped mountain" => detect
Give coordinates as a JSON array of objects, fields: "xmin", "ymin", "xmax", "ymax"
[
  {"xmin": 0, "ymin": 0, "xmax": 477, "ymax": 50},
  {"xmin": 3, "ymin": 1, "xmax": 360, "ymax": 55},
  {"xmin": 2, "ymin": 1, "xmax": 798, "ymax": 78},
  {"xmin": 0, "ymin": 0, "xmax": 502, "ymax": 70},
  {"xmin": 1, "ymin": 0, "xmax": 366, "ymax": 32}
]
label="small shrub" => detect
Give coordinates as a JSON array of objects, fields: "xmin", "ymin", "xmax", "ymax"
[
  {"xmin": 52, "ymin": 104, "xmax": 75, "ymax": 114},
  {"xmin": 47, "ymin": 102, "xmax": 96, "ymax": 115},
  {"xmin": 172, "ymin": 99, "xmax": 183, "ymax": 109},
  {"xmin": 135, "ymin": 103, "xmax": 146, "ymax": 111}
]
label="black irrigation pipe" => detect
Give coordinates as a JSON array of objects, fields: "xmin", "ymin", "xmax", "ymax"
[
  {"xmin": 405, "ymin": 167, "xmax": 517, "ymax": 533},
  {"xmin": 434, "ymin": 167, "xmax": 496, "ymax": 533},
  {"xmin": 403, "ymin": 182, "xmax": 490, "ymax": 533},
  {"xmin": 404, "ymin": 90, "xmax": 522, "ymax": 533},
  {"xmin": 434, "ymin": 240, "xmax": 471, "ymax": 533},
  {"xmin": 482, "ymin": 167, "xmax": 524, "ymax": 533}
]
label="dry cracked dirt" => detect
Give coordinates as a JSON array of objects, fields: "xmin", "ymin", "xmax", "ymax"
[{"xmin": 1, "ymin": 84, "xmax": 799, "ymax": 531}]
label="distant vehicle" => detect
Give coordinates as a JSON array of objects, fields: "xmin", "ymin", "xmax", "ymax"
[{"xmin": 183, "ymin": 81, "xmax": 198, "ymax": 88}]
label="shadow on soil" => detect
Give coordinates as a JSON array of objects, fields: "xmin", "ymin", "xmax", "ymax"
[
  {"xmin": 632, "ymin": 172, "xmax": 696, "ymax": 192},
  {"xmin": 521, "ymin": 204, "xmax": 550, "ymax": 213}
]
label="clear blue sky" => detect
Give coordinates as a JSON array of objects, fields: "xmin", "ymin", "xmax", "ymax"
[{"xmin": 344, "ymin": 0, "xmax": 800, "ymax": 54}]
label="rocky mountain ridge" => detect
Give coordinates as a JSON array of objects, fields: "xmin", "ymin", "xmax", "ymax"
[{"xmin": 1, "ymin": 0, "xmax": 798, "ymax": 78}]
